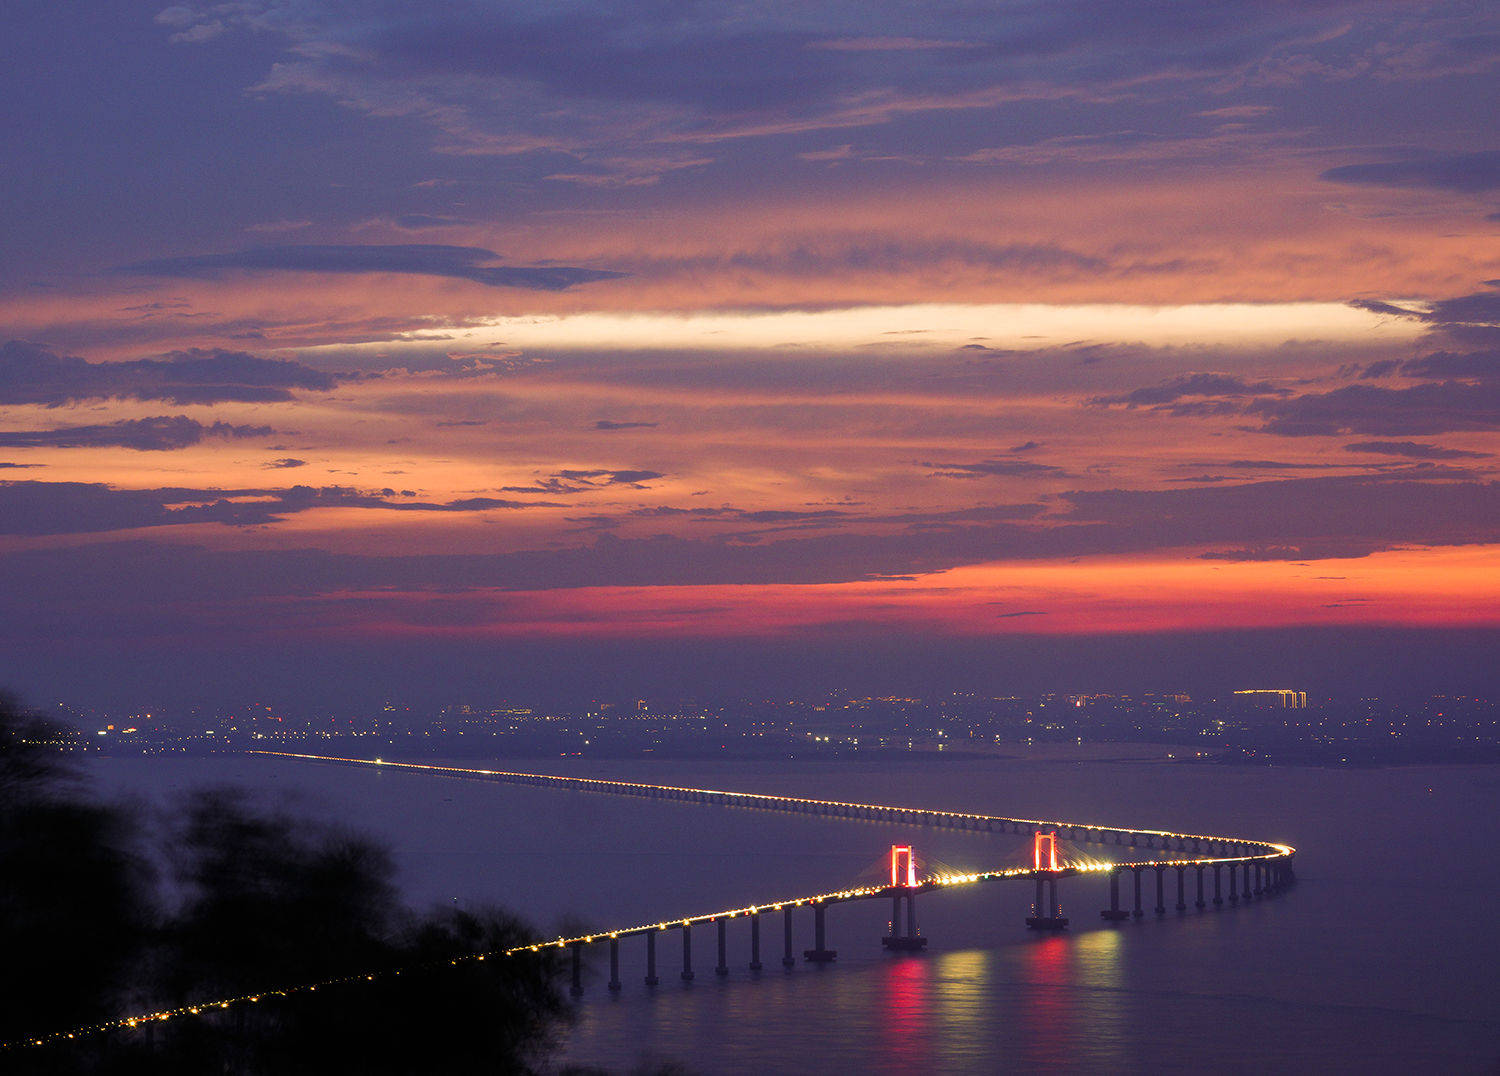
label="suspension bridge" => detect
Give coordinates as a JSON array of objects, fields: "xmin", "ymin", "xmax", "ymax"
[
  {"xmin": 5, "ymin": 749, "xmax": 1296, "ymax": 1050},
  {"xmin": 259, "ymin": 753, "xmax": 1297, "ymax": 996}
]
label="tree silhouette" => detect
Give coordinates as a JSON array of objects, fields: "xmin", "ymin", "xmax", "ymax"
[
  {"xmin": 0, "ymin": 698, "xmax": 575, "ymax": 1075},
  {"xmin": 0, "ymin": 697, "xmax": 152, "ymax": 1063},
  {"xmin": 150, "ymin": 792, "xmax": 571, "ymax": 1074}
]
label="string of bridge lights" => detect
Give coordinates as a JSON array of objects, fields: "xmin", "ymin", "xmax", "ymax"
[
  {"xmin": 255, "ymin": 751, "xmax": 1295, "ymax": 855},
  {"xmin": 4, "ymin": 754, "xmax": 1293, "ymax": 1053}
]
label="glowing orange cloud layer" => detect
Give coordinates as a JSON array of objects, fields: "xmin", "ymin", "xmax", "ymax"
[{"xmin": 258, "ymin": 546, "xmax": 1500, "ymax": 642}]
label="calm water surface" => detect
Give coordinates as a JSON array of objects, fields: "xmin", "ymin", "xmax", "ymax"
[{"xmin": 90, "ymin": 751, "xmax": 1500, "ymax": 1073}]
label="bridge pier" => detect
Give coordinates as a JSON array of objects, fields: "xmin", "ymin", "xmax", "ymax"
[
  {"xmin": 716, "ymin": 919, "xmax": 729, "ymax": 977},
  {"xmin": 1154, "ymin": 866, "xmax": 1166, "ymax": 915},
  {"xmin": 1026, "ymin": 873, "xmax": 1069, "ymax": 930},
  {"xmin": 804, "ymin": 901, "xmax": 837, "ymax": 962},
  {"xmin": 1176, "ymin": 866, "xmax": 1187, "ymax": 912},
  {"xmin": 1195, "ymin": 865, "xmax": 1206, "ymax": 909},
  {"xmin": 570, "ymin": 942, "xmax": 584, "ymax": 997},
  {"xmin": 1254, "ymin": 863, "xmax": 1264, "ymax": 896},
  {"xmin": 1213, "ymin": 863, "xmax": 1223, "ymax": 905},
  {"xmin": 1229, "ymin": 863, "xmax": 1239, "ymax": 902},
  {"xmin": 1102, "ymin": 868, "xmax": 1130, "ymax": 920},
  {"xmin": 608, "ymin": 938, "xmax": 621, "ymax": 991},
  {"xmin": 645, "ymin": 929, "xmax": 660, "ymax": 987},
  {"xmin": 681, "ymin": 923, "xmax": 694, "ymax": 981},
  {"xmin": 1132, "ymin": 867, "xmax": 1144, "ymax": 918},
  {"xmin": 883, "ymin": 890, "xmax": 928, "ymax": 950},
  {"xmin": 782, "ymin": 907, "xmax": 795, "ymax": 968},
  {"xmin": 749, "ymin": 911, "xmax": 763, "ymax": 971}
]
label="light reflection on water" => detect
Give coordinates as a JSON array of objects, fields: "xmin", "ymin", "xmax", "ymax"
[
  {"xmin": 879, "ymin": 955, "xmax": 933, "ymax": 1073},
  {"xmin": 88, "ymin": 754, "xmax": 1500, "ymax": 1073}
]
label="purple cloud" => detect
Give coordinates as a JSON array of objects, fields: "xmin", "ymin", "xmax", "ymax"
[
  {"xmin": 1344, "ymin": 440, "xmax": 1491, "ymax": 460},
  {"xmin": 1322, "ymin": 151, "xmax": 1500, "ymax": 194},
  {"xmin": 0, "ymin": 482, "xmax": 567, "ymax": 536},
  {"xmin": 922, "ymin": 458, "xmax": 1065, "ymax": 478},
  {"xmin": 1248, "ymin": 382, "xmax": 1500, "ymax": 436},
  {"xmin": 1094, "ymin": 372, "xmax": 1290, "ymax": 409},
  {"xmin": 0, "ymin": 341, "xmax": 339, "ymax": 406},
  {"xmin": 118, "ymin": 245, "xmax": 624, "ymax": 291},
  {"xmin": 0, "ymin": 417, "xmax": 272, "ymax": 452}
]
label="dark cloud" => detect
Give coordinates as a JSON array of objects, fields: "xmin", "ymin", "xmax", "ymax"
[
  {"xmin": 0, "ymin": 341, "xmax": 339, "ymax": 406},
  {"xmin": 995, "ymin": 610, "xmax": 1047, "ymax": 618},
  {"xmin": 1183, "ymin": 459, "xmax": 1353, "ymax": 471},
  {"xmin": 0, "ymin": 482, "xmax": 565, "ymax": 536},
  {"xmin": 637, "ymin": 238, "xmax": 1116, "ymax": 283},
  {"xmin": 592, "ymin": 420, "xmax": 659, "ymax": 431},
  {"xmin": 1093, "ymin": 372, "xmax": 1290, "ymax": 408},
  {"xmin": 1424, "ymin": 291, "xmax": 1500, "ymax": 326},
  {"xmin": 146, "ymin": 0, "xmax": 1470, "ymax": 187},
  {"xmin": 565, "ymin": 514, "xmax": 624, "ymax": 531},
  {"xmin": 6, "ymin": 474, "xmax": 1496, "ymax": 601},
  {"xmin": 1248, "ymin": 382, "xmax": 1500, "ymax": 436},
  {"xmin": 371, "ymin": 11, "xmax": 837, "ymax": 114},
  {"xmin": 1321, "ymin": 151, "xmax": 1500, "ymax": 193},
  {"xmin": 1401, "ymin": 350, "xmax": 1500, "ymax": 381},
  {"xmin": 922, "ymin": 458, "xmax": 1065, "ymax": 478},
  {"xmin": 1199, "ymin": 546, "xmax": 1315, "ymax": 562},
  {"xmin": 1353, "ymin": 358, "xmax": 1403, "ymax": 379},
  {"xmin": 0, "ymin": 483, "xmax": 253, "ymax": 535},
  {"xmin": 5, "ymin": 473, "xmax": 1500, "ymax": 665},
  {"xmin": 630, "ymin": 503, "xmax": 1043, "ymax": 530},
  {"xmin": 264, "ymin": 457, "xmax": 308, "ymax": 469},
  {"xmin": 717, "ymin": 508, "xmax": 851, "ymax": 525},
  {"xmin": 1344, "ymin": 440, "xmax": 1491, "ymax": 460},
  {"xmin": 1348, "ymin": 299, "xmax": 1422, "ymax": 320},
  {"xmin": 1132, "ymin": 293, "xmax": 1500, "ymax": 436},
  {"xmin": 118, "ymin": 244, "xmax": 624, "ymax": 291},
  {"xmin": 1350, "ymin": 291, "xmax": 1500, "ymax": 333},
  {"xmin": 1058, "ymin": 475, "xmax": 1500, "ymax": 559},
  {"xmin": 0, "ymin": 462, "xmax": 41, "ymax": 469},
  {"xmin": 500, "ymin": 469, "xmax": 665, "ymax": 494},
  {"xmin": 0, "ymin": 416, "xmax": 272, "ymax": 452}
]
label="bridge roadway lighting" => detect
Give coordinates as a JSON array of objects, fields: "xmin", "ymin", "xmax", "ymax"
[{"xmin": 5, "ymin": 758, "xmax": 1296, "ymax": 1048}]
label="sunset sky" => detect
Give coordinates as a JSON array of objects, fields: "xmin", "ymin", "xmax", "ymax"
[{"xmin": 3, "ymin": 1, "xmax": 1498, "ymax": 707}]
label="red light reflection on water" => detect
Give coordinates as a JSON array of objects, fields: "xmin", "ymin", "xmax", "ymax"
[
  {"xmin": 878, "ymin": 955, "xmax": 932, "ymax": 1071},
  {"xmin": 1019, "ymin": 934, "xmax": 1072, "ymax": 1066}
]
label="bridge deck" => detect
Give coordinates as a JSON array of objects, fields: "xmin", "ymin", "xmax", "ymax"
[{"xmin": 4, "ymin": 750, "xmax": 1296, "ymax": 1051}]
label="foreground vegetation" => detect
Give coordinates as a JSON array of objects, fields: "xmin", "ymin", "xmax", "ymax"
[{"xmin": 0, "ymin": 697, "xmax": 573, "ymax": 1074}]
